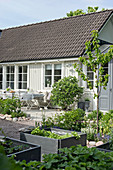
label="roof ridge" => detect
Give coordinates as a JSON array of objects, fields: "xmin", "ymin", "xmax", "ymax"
[{"xmin": 2, "ymin": 9, "xmax": 113, "ymax": 31}]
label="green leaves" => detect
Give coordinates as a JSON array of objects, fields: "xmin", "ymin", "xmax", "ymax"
[
  {"xmin": 41, "ymin": 109, "xmax": 85, "ymax": 131},
  {"xmin": 0, "ymin": 98, "xmax": 26, "ymax": 118},
  {"xmin": 38, "ymin": 145, "xmax": 113, "ymax": 169},
  {"xmin": 51, "ymin": 76, "xmax": 83, "ymax": 110},
  {"xmin": 31, "ymin": 127, "xmax": 80, "ymax": 140}
]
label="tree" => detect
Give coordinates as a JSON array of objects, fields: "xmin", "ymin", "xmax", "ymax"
[
  {"xmin": 50, "ymin": 76, "xmax": 83, "ymax": 110},
  {"xmin": 74, "ymin": 30, "xmax": 113, "ymax": 133},
  {"xmin": 66, "ymin": 6, "xmax": 105, "ymax": 17}
]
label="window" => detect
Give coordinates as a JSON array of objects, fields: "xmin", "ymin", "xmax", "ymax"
[
  {"xmin": 6, "ymin": 66, "xmax": 15, "ymax": 89},
  {"xmin": 18, "ymin": 66, "xmax": 27, "ymax": 89},
  {"xmin": 0, "ymin": 66, "xmax": 3, "ymax": 89},
  {"xmin": 87, "ymin": 66, "xmax": 94, "ymax": 89},
  {"xmin": 102, "ymin": 63, "xmax": 108, "ymax": 82},
  {"xmin": 45, "ymin": 64, "xmax": 62, "ymax": 87}
]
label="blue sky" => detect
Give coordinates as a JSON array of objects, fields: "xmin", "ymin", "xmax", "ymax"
[{"xmin": 0, "ymin": 0, "xmax": 113, "ymax": 29}]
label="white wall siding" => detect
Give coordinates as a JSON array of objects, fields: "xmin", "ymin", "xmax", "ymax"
[
  {"xmin": 64, "ymin": 61, "xmax": 78, "ymax": 77},
  {"xmin": 99, "ymin": 15, "xmax": 113, "ymax": 43},
  {"xmin": 29, "ymin": 64, "xmax": 41, "ymax": 91}
]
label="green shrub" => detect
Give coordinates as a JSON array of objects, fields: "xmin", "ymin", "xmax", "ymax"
[
  {"xmin": 42, "ymin": 108, "xmax": 86, "ymax": 131},
  {"xmin": 50, "ymin": 76, "xmax": 83, "ymax": 110},
  {"xmin": 99, "ymin": 111, "xmax": 113, "ymax": 134},
  {"xmin": 87, "ymin": 110, "xmax": 103, "ymax": 120},
  {"xmin": 0, "ymin": 98, "xmax": 26, "ymax": 118}
]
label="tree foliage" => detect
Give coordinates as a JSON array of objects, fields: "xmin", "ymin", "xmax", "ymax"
[
  {"xmin": 74, "ymin": 30, "xmax": 113, "ymax": 132},
  {"xmin": 50, "ymin": 76, "xmax": 83, "ymax": 110},
  {"xmin": 66, "ymin": 6, "xmax": 105, "ymax": 17}
]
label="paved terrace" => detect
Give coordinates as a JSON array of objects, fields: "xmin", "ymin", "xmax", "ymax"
[{"xmin": 22, "ymin": 108, "xmax": 62, "ymax": 122}]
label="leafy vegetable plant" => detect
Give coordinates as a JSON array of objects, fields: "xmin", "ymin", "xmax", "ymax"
[
  {"xmin": 38, "ymin": 145, "xmax": 113, "ymax": 169},
  {"xmin": 31, "ymin": 127, "xmax": 80, "ymax": 140}
]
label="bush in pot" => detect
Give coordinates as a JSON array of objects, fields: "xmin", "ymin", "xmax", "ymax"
[{"xmin": 50, "ymin": 76, "xmax": 83, "ymax": 110}]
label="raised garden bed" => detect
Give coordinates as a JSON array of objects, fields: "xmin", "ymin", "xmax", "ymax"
[
  {"xmin": 0, "ymin": 136, "xmax": 41, "ymax": 162},
  {"xmin": 20, "ymin": 127, "xmax": 86, "ymax": 156},
  {"xmin": 96, "ymin": 142, "xmax": 112, "ymax": 152}
]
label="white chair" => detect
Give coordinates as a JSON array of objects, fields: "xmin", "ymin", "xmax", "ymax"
[{"xmin": 20, "ymin": 93, "xmax": 34, "ymax": 110}]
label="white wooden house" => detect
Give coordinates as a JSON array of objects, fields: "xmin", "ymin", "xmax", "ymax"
[{"xmin": 0, "ymin": 10, "xmax": 113, "ymax": 111}]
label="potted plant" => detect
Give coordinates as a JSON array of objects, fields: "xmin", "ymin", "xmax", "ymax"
[
  {"xmin": 0, "ymin": 136, "xmax": 41, "ymax": 162},
  {"xmin": 85, "ymin": 98, "xmax": 90, "ymax": 111},
  {"xmin": 20, "ymin": 127, "xmax": 87, "ymax": 157}
]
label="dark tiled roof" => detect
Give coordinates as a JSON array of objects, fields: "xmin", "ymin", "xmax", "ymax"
[{"xmin": 0, "ymin": 10, "xmax": 113, "ymax": 63}]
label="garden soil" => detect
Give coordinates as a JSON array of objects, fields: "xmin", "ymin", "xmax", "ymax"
[{"xmin": 0, "ymin": 119, "xmax": 35, "ymax": 139}]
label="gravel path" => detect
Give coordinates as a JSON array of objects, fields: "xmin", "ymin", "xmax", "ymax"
[{"xmin": 0, "ymin": 119, "xmax": 36, "ymax": 139}]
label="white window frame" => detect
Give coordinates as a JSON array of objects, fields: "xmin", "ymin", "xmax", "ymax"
[
  {"xmin": 17, "ymin": 65, "xmax": 28, "ymax": 90},
  {"xmin": 44, "ymin": 63, "xmax": 62, "ymax": 89},
  {"xmin": 0, "ymin": 66, "xmax": 3, "ymax": 89},
  {"xmin": 87, "ymin": 66, "xmax": 94, "ymax": 89},
  {"xmin": 5, "ymin": 65, "xmax": 15, "ymax": 89}
]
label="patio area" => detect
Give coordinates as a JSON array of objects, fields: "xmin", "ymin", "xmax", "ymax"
[{"xmin": 22, "ymin": 107, "xmax": 62, "ymax": 122}]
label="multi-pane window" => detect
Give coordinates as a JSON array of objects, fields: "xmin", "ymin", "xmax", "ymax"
[
  {"xmin": 0, "ymin": 66, "xmax": 3, "ymax": 89},
  {"xmin": 18, "ymin": 66, "xmax": 27, "ymax": 89},
  {"xmin": 6, "ymin": 66, "xmax": 15, "ymax": 89},
  {"xmin": 102, "ymin": 63, "xmax": 108, "ymax": 82},
  {"xmin": 87, "ymin": 66, "xmax": 94, "ymax": 89},
  {"xmin": 45, "ymin": 64, "xmax": 62, "ymax": 87},
  {"xmin": 54, "ymin": 64, "xmax": 62, "ymax": 83}
]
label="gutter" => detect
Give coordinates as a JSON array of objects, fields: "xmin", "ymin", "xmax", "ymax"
[{"xmin": 0, "ymin": 57, "xmax": 79, "ymax": 65}]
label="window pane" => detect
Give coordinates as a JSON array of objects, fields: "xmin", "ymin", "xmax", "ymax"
[
  {"xmin": 18, "ymin": 74, "xmax": 22, "ymax": 81},
  {"xmin": 54, "ymin": 76, "xmax": 61, "ymax": 83},
  {"xmin": 54, "ymin": 64, "xmax": 61, "ymax": 75},
  {"xmin": 45, "ymin": 76, "xmax": 51, "ymax": 87},
  {"xmin": 10, "ymin": 82, "xmax": 14, "ymax": 89},
  {"xmin": 6, "ymin": 82, "xmax": 9, "ymax": 88},
  {"xmin": 23, "ymin": 74, "xmax": 27, "ymax": 81},
  {"xmin": 6, "ymin": 74, "xmax": 9, "ymax": 81},
  {"xmin": 11, "ymin": 66, "xmax": 14, "ymax": 73},
  {"xmin": 7, "ymin": 66, "xmax": 10, "ymax": 73},
  {"xmin": 45, "ymin": 65, "xmax": 52, "ymax": 75},
  {"xmin": 87, "ymin": 73, "xmax": 94, "ymax": 80},
  {"xmin": 54, "ymin": 70, "xmax": 61, "ymax": 75},
  {"xmin": 23, "ymin": 83, "xmax": 27, "ymax": 89},
  {"xmin": 0, "ymin": 67, "xmax": 2, "ymax": 73},
  {"xmin": 11, "ymin": 74, "xmax": 14, "ymax": 81},
  {"xmin": 54, "ymin": 64, "xmax": 61, "ymax": 70},
  {"xmin": 19, "ymin": 66, "xmax": 22, "ymax": 73},
  {"xmin": 0, "ymin": 82, "xmax": 2, "ymax": 89},
  {"xmin": 103, "ymin": 68, "xmax": 108, "ymax": 76},
  {"xmin": 23, "ymin": 66, "xmax": 27, "ymax": 73},
  {"xmin": 87, "ymin": 66, "xmax": 92, "ymax": 71},
  {"xmin": 0, "ymin": 74, "xmax": 2, "ymax": 81},
  {"xmin": 18, "ymin": 83, "xmax": 22, "ymax": 89},
  {"xmin": 87, "ymin": 81, "xmax": 93, "ymax": 89}
]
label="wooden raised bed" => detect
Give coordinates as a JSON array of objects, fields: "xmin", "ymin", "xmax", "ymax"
[
  {"xmin": 96, "ymin": 142, "xmax": 112, "ymax": 152},
  {"xmin": 20, "ymin": 127, "xmax": 86, "ymax": 156},
  {"xmin": 0, "ymin": 136, "xmax": 41, "ymax": 162}
]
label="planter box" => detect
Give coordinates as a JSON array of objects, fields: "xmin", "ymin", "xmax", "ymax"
[
  {"xmin": 96, "ymin": 142, "xmax": 112, "ymax": 152},
  {"xmin": 0, "ymin": 136, "xmax": 41, "ymax": 162},
  {"xmin": 20, "ymin": 128, "xmax": 86, "ymax": 156}
]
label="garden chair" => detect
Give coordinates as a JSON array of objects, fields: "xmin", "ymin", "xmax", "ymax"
[{"xmin": 20, "ymin": 93, "xmax": 34, "ymax": 110}]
